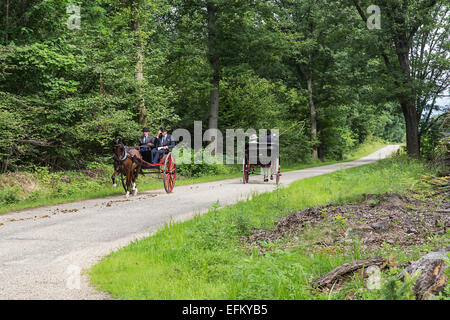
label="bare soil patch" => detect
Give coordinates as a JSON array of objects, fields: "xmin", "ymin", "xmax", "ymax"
[{"xmin": 242, "ymin": 189, "xmax": 449, "ymax": 254}]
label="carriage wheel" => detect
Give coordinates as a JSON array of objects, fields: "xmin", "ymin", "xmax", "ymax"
[
  {"xmin": 242, "ymin": 159, "xmax": 249, "ymax": 184},
  {"xmin": 163, "ymin": 153, "xmax": 176, "ymax": 193}
]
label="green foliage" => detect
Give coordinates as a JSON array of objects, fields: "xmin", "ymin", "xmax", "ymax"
[
  {"xmin": 0, "ymin": 0, "xmax": 441, "ymax": 172},
  {"xmin": 420, "ymin": 113, "xmax": 449, "ymax": 161},
  {"xmin": 0, "ymin": 43, "xmax": 82, "ymax": 98},
  {"xmin": 379, "ymin": 275, "xmax": 417, "ymax": 300},
  {"xmin": 435, "ymin": 253, "xmax": 450, "ymax": 300},
  {"xmin": 231, "ymin": 208, "xmax": 253, "ymax": 237},
  {"xmin": 342, "ymin": 0, "xmax": 448, "ymax": 157},
  {"xmin": 0, "ymin": 104, "xmax": 22, "ymax": 168},
  {"xmin": 176, "ymin": 148, "xmax": 240, "ymax": 178},
  {"xmin": 0, "ymin": 187, "xmax": 19, "ymax": 205},
  {"xmin": 220, "ymin": 71, "xmax": 301, "ymax": 129},
  {"xmin": 346, "ymin": 268, "xmax": 417, "ymax": 300}
]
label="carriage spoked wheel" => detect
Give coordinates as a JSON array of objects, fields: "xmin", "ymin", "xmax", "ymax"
[{"xmin": 163, "ymin": 153, "xmax": 176, "ymax": 193}]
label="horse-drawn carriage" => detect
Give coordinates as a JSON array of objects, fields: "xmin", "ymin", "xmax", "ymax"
[
  {"xmin": 242, "ymin": 136, "xmax": 280, "ymax": 184},
  {"xmin": 112, "ymin": 138, "xmax": 176, "ymax": 197},
  {"xmin": 138, "ymin": 152, "xmax": 176, "ymax": 193}
]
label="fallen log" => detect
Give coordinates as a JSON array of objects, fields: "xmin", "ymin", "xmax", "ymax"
[
  {"xmin": 312, "ymin": 257, "xmax": 386, "ymax": 289},
  {"xmin": 398, "ymin": 247, "xmax": 449, "ymax": 300}
]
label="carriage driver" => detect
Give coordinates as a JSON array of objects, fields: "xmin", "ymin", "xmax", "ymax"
[
  {"xmin": 263, "ymin": 130, "xmax": 278, "ymax": 182},
  {"xmin": 137, "ymin": 127, "xmax": 155, "ymax": 163},
  {"xmin": 151, "ymin": 127, "xmax": 175, "ymax": 164}
]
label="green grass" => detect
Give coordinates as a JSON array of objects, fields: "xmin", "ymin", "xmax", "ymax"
[
  {"xmin": 347, "ymin": 139, "xmax": 389, "ymax": 160},
  {"xmin": 0, "ymin": 140, "xmax": 390, "ymax": 214},
  {"xmin": 88, "ymin": 153, "xmax": 437, "ymax": 300}
]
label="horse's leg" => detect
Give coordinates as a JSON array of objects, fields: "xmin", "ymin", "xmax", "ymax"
[
  {"xmin": 112, "ymin": 167, "xmax": 119, "ymax": 187},
  {"xmin": 132, "ymin": 163, "xmax": 140, "ymax": 196},
  {"xmin": 132, "ymin": 180, "xmax": 137, "ymax": 196},
  {"xmin": 131, "ymin": 165, "xmax": 136, "ymax": 196},
  {"xmin": 125, "ymin": 175, "xmax": 130, "ymax": 199},
  {"xmin": 125, "ymin": 164, "xmax": 132, "ymax": 199},
  {"xmin": 135, "ymin": 164, "xmax": 141, "ymax": 194},
  {"xmin": 112, "ymin": 160, "xmax": 121, "ymax": 187}
]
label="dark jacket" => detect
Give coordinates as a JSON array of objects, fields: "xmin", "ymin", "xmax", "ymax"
[
  {"xmin": 156, "ymin": 134, "xmax": 175, "ymax": 151},
  {"xmin": 139, "ymin": 135, "xmax": 155, "ymax": 151}
]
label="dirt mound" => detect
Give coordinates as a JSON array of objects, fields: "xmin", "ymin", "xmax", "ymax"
[
  {"xmin": 0, "ymin": 172, "xmax": 40, "ymax": 195},
  {"xmin": 242, "ymin": 191, "xmax": 449, "ymax": 254}
]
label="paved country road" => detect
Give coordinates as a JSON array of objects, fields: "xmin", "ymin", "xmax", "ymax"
[{"xmin": 0, "ymin": 145, "xmax": 400, "ymax": 299}]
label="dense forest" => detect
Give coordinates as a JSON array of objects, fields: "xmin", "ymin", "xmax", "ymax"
[{"xmin": 0, "ymin": 0, "xmax": 448, "ymax": 171}]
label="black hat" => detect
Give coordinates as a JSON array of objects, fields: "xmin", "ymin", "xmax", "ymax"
[
  {"xmin": 160, "ymin": 126, "xmax": 167, "ymax": 132},
  {"xmin": 142, "ymin": 127, "xmax": 149, "ymax": 132}
]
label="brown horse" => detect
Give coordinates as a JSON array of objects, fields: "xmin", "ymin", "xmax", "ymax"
[{"xmin": 112, "ymin": 138, "xmax": 142, "ymax": 199}]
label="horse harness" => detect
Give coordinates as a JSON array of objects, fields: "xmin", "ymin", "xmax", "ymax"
[{"xmin": 112, "ymin": 144, "xmax": 139, "ymax": 172}]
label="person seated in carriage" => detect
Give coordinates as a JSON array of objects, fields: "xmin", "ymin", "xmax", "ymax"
[
  {"xmin": 262, "ymin": 130, "xmax": 272, "ymax": 182},
  {"xmin": 266, "ymin": 129, "xmax": 280, "ymax": 181},
  {"xmin": 249, "ymin": 134, "xmax": 258, "ymax": 144},
  {"xmin": 137, "ymin": 127, "xmax": 155, "ymax": 163},
  {"xmin": 151, "ymin": 127, "xmax": 175, "ymax": 164}
]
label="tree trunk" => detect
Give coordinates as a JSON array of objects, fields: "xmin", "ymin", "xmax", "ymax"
[
  {"xmin": 307, "ymin": 73, "xmax": 318, "ymax": 159},
  {"xmin": 401, "ymin": 99, "xmax": 420, "ymax": 158},
  {"xmin": 207, "ymin": 1, "xmax": 219, "ymax": 131},
  {"xmin": 317, "ymin": 120, "xmax": 324, "ymax": 160},
  {"xmin": 312, "ymin": 257, "xmax": 386, "ymax": 289},
  {"xmin": 397, "ymin": 44, "xmax": 420, "ymax": 158},
  {"xmin": 5, "ymin": 0, "xmax": 9, "ymax": 43},
  {"xmin": 133, "ymin": 4, "xmax": 146, "ymax": 126},
  {"xmin": 2, "ymin": 155, "xmax": 9, "ymax": 173},
  {"xmin": 136, "ymin": 45, "xmax": 146, "ymax": 126},
  {"xmin": 398, "ymin": 248, "xmax": 449, "ymax": 300}
]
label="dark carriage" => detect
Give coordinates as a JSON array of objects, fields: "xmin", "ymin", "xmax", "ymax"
[{"xmin": 242, "ymin": 137, "xmax": 280, "ymax": 184}]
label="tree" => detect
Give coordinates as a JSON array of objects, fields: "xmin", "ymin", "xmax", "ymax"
[
  {"xmin": 283, "ymin": 0, "xmax": 333, "ymax": 159},
  {"xmin": 133, "ymin": 0, "xmax": 147, "ymax": 126},
  {"xmin": 207, "ymin": 0, "xmax": 219, "ymax": 131},
  {"xmin": 348, "ymin": 0, "xmax": 449, "ymax": 157},
  {"xmin": 276, "ymin": 0, "xmax": 368, "ymax": 159},
  {"xmin": 0, "ymin": 0, "xmax": 414, "ymax": 170}
]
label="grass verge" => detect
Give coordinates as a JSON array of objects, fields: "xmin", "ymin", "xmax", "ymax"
[{"xmin": 88, "ymin": 153, "xmax": 446, "ymax": 299}]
